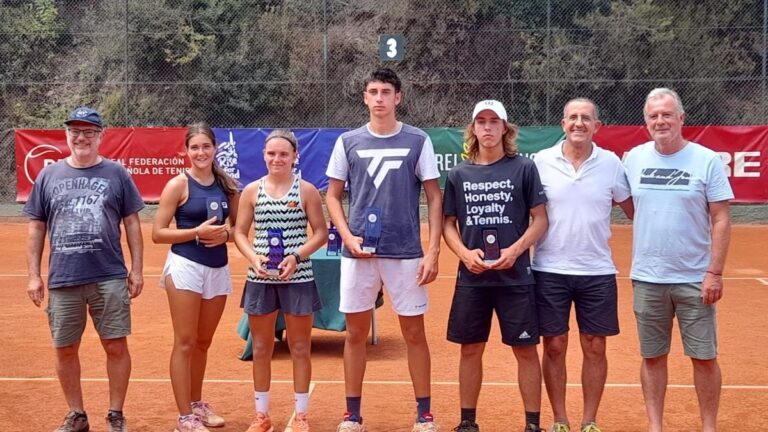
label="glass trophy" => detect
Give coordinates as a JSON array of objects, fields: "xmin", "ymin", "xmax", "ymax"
[
  {"xmin": 265, "ymin": 228, "xmax": 284, "ymax": 277},
  {"xmin": 362, "ymin": 207, "xmax": 382, "ymax": 253},
  {"xmin": 482, "ymin": 228, "xmax": 500, "ymax": 262},
  {"xmin": 206, "ymin": 197, "xmax": 224, "ymax": 223},
  {"xmin": 327, "ymin": 222, "xmax": 341, "ymax": 255}
]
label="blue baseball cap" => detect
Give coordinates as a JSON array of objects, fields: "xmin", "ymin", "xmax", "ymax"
[{"xmin": 64, "ymin": 106, "xmax": 104, "ymax": 128}]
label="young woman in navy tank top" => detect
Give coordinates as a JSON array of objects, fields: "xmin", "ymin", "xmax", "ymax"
[
  {"xmin": 233, "ymin": 129, "xmax": 328, "ymax": 432},
  {"xmin": 152, "ymin": 122, "xmax": 240, "ymax": 432}
]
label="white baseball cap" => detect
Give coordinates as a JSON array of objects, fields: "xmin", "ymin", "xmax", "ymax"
[{"xmin": 472, "ymin": 100, "xmax": 508, "ymax": 121}]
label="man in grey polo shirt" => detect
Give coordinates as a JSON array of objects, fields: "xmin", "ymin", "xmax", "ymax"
[
  {"xmin": 25, "ymin": 107, "xmax": 145, "ymax": 432},
  {"xmin": 624, "ymin": 88, "xmax": 732, "ymax": 432}
]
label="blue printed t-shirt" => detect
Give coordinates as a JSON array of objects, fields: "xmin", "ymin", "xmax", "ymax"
[
  {"xmin": 624, "ymin": 141, "xmax": 734, "ymax": 283},
  {"xmin": 326, "ymin": 123, "xmax": 440, "ymax": 258},
  {"xmin": 23, "ymin": 158, "xmax": 145, "ymax": 288},
  {"xmin": 443, "ymin": 155, "xmax": 547, "ymax": 287}
]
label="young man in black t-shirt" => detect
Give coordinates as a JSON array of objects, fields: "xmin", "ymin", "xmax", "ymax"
[{"xmin": 442, "ymin": 100, "xmax": 548, "ymax": 432}]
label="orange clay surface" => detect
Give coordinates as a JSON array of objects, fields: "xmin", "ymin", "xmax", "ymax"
[{"xmin": 0, "ymin": 223, "xmax": 766, "ymax": 431}]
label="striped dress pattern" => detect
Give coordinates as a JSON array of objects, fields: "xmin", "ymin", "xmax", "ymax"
[{"xmin": 247, "ymin": 174, "xmax": 314, "ymax": 283}]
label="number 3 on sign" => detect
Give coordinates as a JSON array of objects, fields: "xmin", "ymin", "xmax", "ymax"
[
  {"xmin": 386, "ymin": 38, "xmax": 398, "ymax": 58},
  {"xmin": 378, "ymin": 35, "xmax": 405, "ymax": 61}
]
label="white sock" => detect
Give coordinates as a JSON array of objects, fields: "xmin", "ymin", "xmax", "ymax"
[
  {"xmin": 254, "ymin": 391, "xmax": 270, "ymax": 413},
  {"xmin": 294, "ymin": 392, "xmax": 309, "ymax": 413}
]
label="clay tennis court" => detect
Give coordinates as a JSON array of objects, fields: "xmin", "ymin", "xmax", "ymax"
[{"xmin": 0, "ymin": 222, "xmax": 765, "ymax": 431}]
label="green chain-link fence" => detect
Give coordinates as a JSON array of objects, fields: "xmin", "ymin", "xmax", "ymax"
[{"xmin": 1, "ymin": 0, "xmax": 766, "ymax": 202}]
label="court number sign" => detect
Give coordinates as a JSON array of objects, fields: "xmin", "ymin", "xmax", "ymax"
[{"xmin": 379, "ymin": 35, "xmax": 405, "ymax": 61}]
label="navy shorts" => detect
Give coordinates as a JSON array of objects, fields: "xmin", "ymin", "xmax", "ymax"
[
  {"xmin": 534, "ymin": 271, "xmax": 619, "ymax": 337},
  {"xmin": 240, "ymin": 280, "xmax": 322, "ymax": 316},
  {"xmin": 447, "ymin": 284, "xmax": 539, "ymax": 346}
]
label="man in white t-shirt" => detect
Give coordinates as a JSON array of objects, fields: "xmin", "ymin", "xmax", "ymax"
[
  {"xmin": 624, "ymin": 88, "xmax": 733, "ymax": 432},
  {"xmin": 533, "ymin": 98, "xmax": 633, "ymax": 432}
]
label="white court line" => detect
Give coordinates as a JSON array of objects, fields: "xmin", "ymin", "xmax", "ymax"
[
  {"xmin": 0, "ymin": 272, "xmax": 764, "ymax": 281},
  {"xmin": 2, "ymin": 377, "xmax": 766, "ymax": 390},
  {"xmin": 283, "ymin": 382, "xmax": 316, "ymax": 432}
]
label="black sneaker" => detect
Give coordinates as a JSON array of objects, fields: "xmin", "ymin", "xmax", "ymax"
[
  {"xmin": 453, "ymin": 420, "xmax": 480, "ymax": 432},
  {"xmin": 106, "ymin": 411, "xmax": 127, "ymax": 432},
  {"xmin": 54, "ymin": 410, "xmax": 89, "ymax": 432}
]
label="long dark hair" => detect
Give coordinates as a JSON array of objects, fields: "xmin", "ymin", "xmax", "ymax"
[{"xmin": 185, "ymin": 122, "xmax": 238, "ymax": 197}]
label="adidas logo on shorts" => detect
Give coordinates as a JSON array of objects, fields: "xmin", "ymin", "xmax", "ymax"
[{"xmin": 519, "ymin": 331, "xmax": 531, "ymax": 339}]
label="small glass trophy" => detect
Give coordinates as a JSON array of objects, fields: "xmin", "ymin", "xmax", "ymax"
[
  {"xmin": 482, "ymin": 228, "xmax": 500, "ymax": 262},
  {"xmin": 327, "ymin": 222, "xmax": 341, "ymax": 255},
  {"xmin": 266, "ymin": 228, "xmax": 284, "ymax": 277},
  {"xmin": 206, "ymin": 197, "xmax": 224, "ymax": 223},
  {"xmin": 362, "ymin": 207, "xmax": 382, "ymax": 253}
]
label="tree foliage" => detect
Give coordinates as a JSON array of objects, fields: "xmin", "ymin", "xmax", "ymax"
[{"xmin": 0, "ymin": 0, "xmax": 764, "ymax": 129}]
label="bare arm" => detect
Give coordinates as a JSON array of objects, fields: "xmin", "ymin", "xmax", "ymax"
[
  {"xmin": 233, "ymin": 182, "xmax": 268, "ymax": 278},
  {"xmin": 326, "ymin": 178, "xmax": 370, "ymax": 257},
  {"xmin": 277, "ymin": 181, "xmax": 329, "ymax": 280},
  {"xmin": 298, "ymin": 181, "xmax": 329, "ymax": 258},
  {"xmin": 225, "ymin": 191, "xmax": 240, "ymax": 243},
  {"xmin": 443, "ymin": 215, "xmax": 487, "ymax": 274},
  {"xmin": 701, "ymin": 200, "xmax": 731, "ymax": 304},
  {"xmin": 26, "ymin": 220, "xmax": 47, "ymax": 307},
  {"xmin": 123, "ymin": 212, "xmax": 144, "ymax": 298},
  {"xmin": 417, "ymin": 179, "xmax": 442, "ymax": 284},
  {"xmin": 489, "ymin": 203, "xmax": 549, "ymax": 270},
  {"xmin": 616, "ymin": 197, "xmax": 634, "ymax": 220}
]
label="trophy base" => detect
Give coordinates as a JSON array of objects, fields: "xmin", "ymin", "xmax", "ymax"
[
  {"xmin": 362, "ymin": 246, "xmax": 377, "ymax": 253},
  {"xmin": 265, "ymin": 268, "xmax": 280, "ymax": 278}
]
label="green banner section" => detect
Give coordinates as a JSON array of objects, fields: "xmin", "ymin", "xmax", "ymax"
[{"xmin": 425, "ymin": 127, "xmax": 565, "ymax": 187}]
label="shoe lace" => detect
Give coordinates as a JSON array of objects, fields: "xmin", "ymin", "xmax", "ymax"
[
  {"xmin": 553, "ymin": 424, "xmax": 570, "ymax": 432},
  {"xmin": 581, "ymin": 424, "xmax": 601, "ymax": 432},
  {"xmin": 107, "ymin": 413, "xmax": 125, "ymax": 431},
  {"xmin": 292, "ymin": 413, "xmax": 309, "ymax": 431},
  {"xmin": 193, "ymin": 401, "xmax": 213, "ymax": 415},
  {"xmin": 414, "ymin": 422, "xmax": 438, "ymax": 432},
  {"xmin": 452, "ymin": 420, "xmax": 477, "ymax": 431},
  {"xmin": 252, "ymin": 412, "xmax": 269, "ymax": 424}
]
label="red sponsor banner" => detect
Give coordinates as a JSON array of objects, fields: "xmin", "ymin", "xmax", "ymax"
[
  {"xmin": 595, "ymin": 126, "xmax": 767, "ymax": 203},
  {"xmin": 15, "ymin": 125, "xmax": 768, "ymax": 202},
  {"xmin": 16, "ymin": 128, "xmax": 188, "ymax": 201}
]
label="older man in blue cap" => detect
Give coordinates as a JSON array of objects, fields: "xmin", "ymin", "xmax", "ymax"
[{"xmin": 24, "ymin": 107, "xmax": 145, "ymax": 432}]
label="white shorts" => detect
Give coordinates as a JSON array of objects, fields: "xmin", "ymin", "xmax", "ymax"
[
  {"xmin": 160, "ymin": 252, "xmax": 232, "ymax": 299},
  {"xmin": 339, "ymin": 257, "xmax": 428, "ymax": 316}
]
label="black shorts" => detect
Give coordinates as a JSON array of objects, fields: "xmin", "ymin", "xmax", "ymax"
[
  {"xmin": 240, "ymin": 280, "xmax": 322, "ymax": 316},
  {"xmin": 534, "ymin": 271, "xmax": 619, "ymax": 337},
  {"xmin": 447, "ymin": 284, "xmax": 539, "ymax": 346}
]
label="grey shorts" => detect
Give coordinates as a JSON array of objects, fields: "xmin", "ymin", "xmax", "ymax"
[
  {"xmin": 632, "ymin": 280, "xmax": 717, "ymax": 360},
  {"xmin": 46, "ymin": 279, "xmax": 132, "ymax": 348},
  {"xmin": 241, "ymin": 280, "xmax": 322, "ymax": 316}
]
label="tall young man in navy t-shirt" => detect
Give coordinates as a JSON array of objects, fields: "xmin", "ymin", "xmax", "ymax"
[{"xmin": 326, "ymin": 68, "xmax": 443, "ymax": 432}]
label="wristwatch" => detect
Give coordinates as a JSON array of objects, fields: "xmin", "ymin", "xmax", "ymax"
[{"xmin": 290, "ymin": 251, "xmax": 302, "ymax": 263}]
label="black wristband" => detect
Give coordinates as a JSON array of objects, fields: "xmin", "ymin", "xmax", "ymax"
[{"xmin": 290, "ymin": 251, "xmax": 302, "ymax": 263}]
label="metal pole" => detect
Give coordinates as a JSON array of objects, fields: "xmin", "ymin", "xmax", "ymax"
[
  {"xmin": 763, "ymin": 0, "xmax": 766, "ymax": 119},
  {"xmin": 545, "ymin": 0, "xmax": 551, "ymax": 125},
  {"xmin": 323, "ymin": 0, "xmax": 329, "ymax": 127},
  {"xmin": 124, "ymin": 0, "xmax": 129, "ymax": 126}
]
